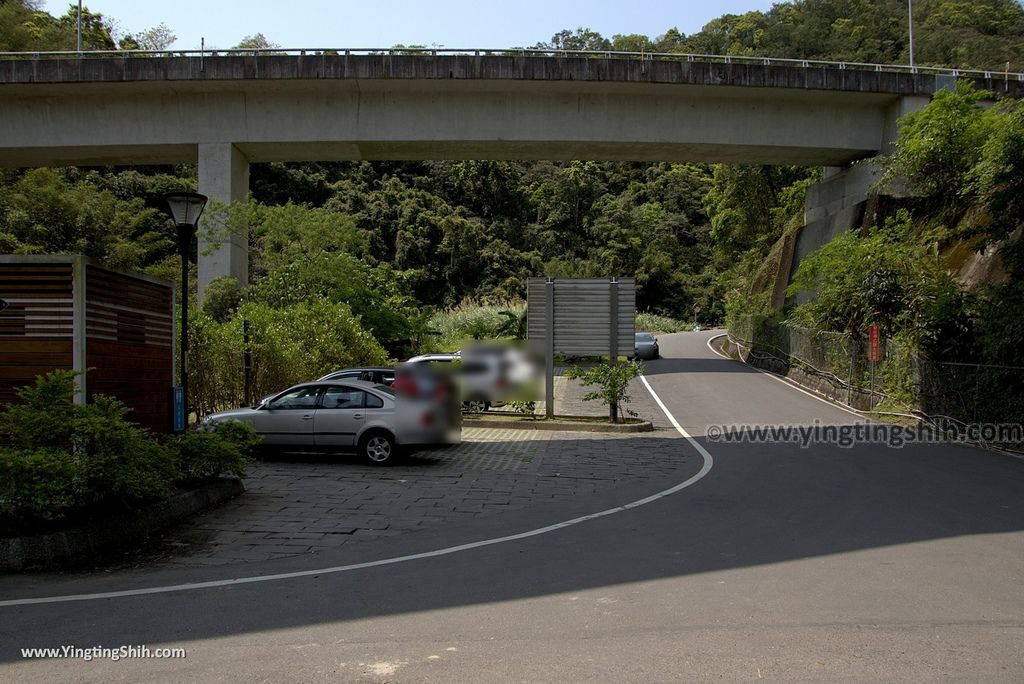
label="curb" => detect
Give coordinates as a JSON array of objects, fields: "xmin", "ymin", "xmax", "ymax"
[
  {"xmin": 463, "ymin": 415, "xmax": 654, "ymax": 433},
  {"xmin": 0, "ymin": 478, "xmax": 245, "ymax": 572}
]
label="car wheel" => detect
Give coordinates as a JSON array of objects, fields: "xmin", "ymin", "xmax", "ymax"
[
  {"xmin": 360, "ymin": 430, "xmax": 398, "ymax": 466},
  {"xmin": 464, "ymin": 399, "xmax": 488, "ymax": 413}
]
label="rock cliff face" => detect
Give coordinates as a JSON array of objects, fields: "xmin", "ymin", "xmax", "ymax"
[
  {"xmin": 947, "ymin": 228, "xmax": 1018, "ymax": 290},
  {"xmin": 754, "ymin": 179, "xmax": 1019, "ymax": 315}
]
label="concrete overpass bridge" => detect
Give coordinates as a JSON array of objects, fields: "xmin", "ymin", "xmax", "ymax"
[{"xmin": 1, "ymin": 49, "xmax": 1021, "ymax": 294}]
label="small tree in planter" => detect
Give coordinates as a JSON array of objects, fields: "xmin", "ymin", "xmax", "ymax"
[{"xmin": 565, "ymin": 359, "xmax": 644, "ymax": 423}]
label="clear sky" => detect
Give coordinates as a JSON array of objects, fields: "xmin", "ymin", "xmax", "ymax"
[{"xmin": 39, "ymin": 0, "xmax": 778, "ymax": 51}]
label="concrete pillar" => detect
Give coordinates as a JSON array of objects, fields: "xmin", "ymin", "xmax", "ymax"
[
  {"xmin": 197, "ymin": 143, "xmax": 249, "ymax": 299},
  {"xmin": 881, "ymin": 94, "xmax": 930, "ymax": 154},
  {"xmin": 773, "ymin": 163, "xmax": 883, "ymax": 309},
  {"xmin": 776, "ymin": 93, "xmax": 932, "ymax": 310}
]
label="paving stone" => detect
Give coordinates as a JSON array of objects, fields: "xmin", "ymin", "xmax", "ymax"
[{"xmin": 155, "ymin": 389, "xmax": 689, "ymax": 567}]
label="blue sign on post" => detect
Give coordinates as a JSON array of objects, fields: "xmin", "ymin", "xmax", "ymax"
[{"xmin": 171, "ymin": 386, "xmax": 185, "ymax": 432}]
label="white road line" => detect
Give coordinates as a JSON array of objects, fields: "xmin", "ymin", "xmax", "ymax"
[
  {"xmin": 705, "ymin": 333, "xmax": 869, "ymax": 421},
  {"xmin": 0, "ymin": 378, "xmax": 712, "ymax": 609}
]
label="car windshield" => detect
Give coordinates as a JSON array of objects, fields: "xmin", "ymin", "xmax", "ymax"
[
  {"xmin": 636, "ymin": 333, "xmax": 655, "ymax": 342},
  {"xmin": 374, "ymin": 385, "xmax": 396, "ymax": 397}
]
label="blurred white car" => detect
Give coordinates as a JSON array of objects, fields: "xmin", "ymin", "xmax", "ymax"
[{"xmin": 404, "ymin": 345, "xmax": 536, "ymax": 411}]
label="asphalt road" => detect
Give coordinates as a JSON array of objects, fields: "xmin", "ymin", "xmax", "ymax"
[{"xmin": 2, "ymin": 330, "xmax": 1023, "ymax": 682}]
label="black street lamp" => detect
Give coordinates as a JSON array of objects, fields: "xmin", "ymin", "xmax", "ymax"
[{"xmin": 163, "ymin": 192, "xmax": 208, "ymax": 430}]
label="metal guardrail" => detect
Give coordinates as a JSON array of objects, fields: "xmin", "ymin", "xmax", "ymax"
[{"xmin": 0, "ymin": 47, "xmax": 1020, "ymax": 81}]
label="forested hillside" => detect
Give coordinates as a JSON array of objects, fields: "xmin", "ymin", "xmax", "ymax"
[{"xmin": 1, "ymin": 0, "xmax": 1023, "ymax": 398}]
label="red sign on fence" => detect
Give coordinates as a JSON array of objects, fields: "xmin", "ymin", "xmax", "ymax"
[{"xmin": 868, "ymin": 324, "xmax": 881, "ymax": 362}]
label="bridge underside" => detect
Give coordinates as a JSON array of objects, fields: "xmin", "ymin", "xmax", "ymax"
[
  {"xmin": 0, "ymin": 79, "xmax": 894, "ymax": 168},
  {"xmin": 0, "ymin": 69, "xmax": 927, "ymax": 294},
  {"xmin": 0, "ymin": 140, "xmax": 877, "ymax": 168}
]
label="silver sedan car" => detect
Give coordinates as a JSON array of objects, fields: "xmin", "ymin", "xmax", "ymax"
[
  {"xmin": 203, "ymin": 380, "xmax": 460, "ymax": 465},
  {"xmin": 634, "ymin": 332, "xmax": 660, "ymax": 360}
]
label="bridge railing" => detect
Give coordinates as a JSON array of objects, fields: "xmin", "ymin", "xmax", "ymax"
[{"xmin": 0, "ymin": 47, "xmax": 1020, "ymax": 81}]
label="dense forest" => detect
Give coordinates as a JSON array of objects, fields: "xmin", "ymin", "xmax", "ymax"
[{"xmin": 1, "ymin": 0, "xmax": 1023, "ymax": 410}]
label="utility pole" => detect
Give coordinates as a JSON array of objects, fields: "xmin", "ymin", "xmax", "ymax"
[
  {"xmin": 908, "ymin": 0, "xmax": 915, "ymax": 69},
  {"xmin": 76, "ymin": 0, "xmax": 83, "ymax": 52}
]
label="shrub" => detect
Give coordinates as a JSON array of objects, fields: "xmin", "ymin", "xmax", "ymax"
[
  {"xmin": 0, "ymin": 370, "xmax": 255, "ymax": 527},
  {"xmin": 71, "ymin": 394, "xmax": 177, "ymax": 505},
  {"xmin": 565, "ymin": 359, "xmax": 644, "ymax": 422},
  {"xmin": 0, "ymin": 371, "xmax": 177, "ymax": 504},
  {"xmin": 171, "ymin": 421, "xmax": 260, "ymax": 482},
  {"xmin": 785, "ymin": 211, "xmax": 971, "ymax": 356},
  {"xmin": 0, "ymin": 448, "xmax": 86, "ymax": 522},
  {"xmin": 506, "ymin": 400, "xmax": 537, "ymax": 416},
  {"xmin": 0, "ymin": 369, "xmax": 78, "ymax": 451}
]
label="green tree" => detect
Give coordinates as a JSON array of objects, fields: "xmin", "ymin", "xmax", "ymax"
[
  {"xmin": 0, "ymin": 168, "xmax": 170, "ymax": 270},
  {"xmin": 884, "ymin": 80, "xmax": 995, "ymax": 203},
  {"xmin": 786, "ymin": 211, "xmax": 973, "ymax": 358},
  {"xmin": 56, "ymin": 3, "xmax": 116, "ymax": 50},
  {"xmin": 611, "ymin": 33, "xmax": 655, "ymax": 52},
  {"xmin": 234, "ymin": 33, "xmax": 279, "ymax": 50},
  {"xmin": 120, "ymin": 22, "xmax": 176, "ymax": 50},
  {"xmin": 537, "ymin": 27, "xmax": 611, "ymax": 51}
]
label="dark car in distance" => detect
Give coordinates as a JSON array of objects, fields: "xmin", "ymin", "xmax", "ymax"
[{"xmin": 634, "ymin": 332, "xmax": 660, "ymax": 360}]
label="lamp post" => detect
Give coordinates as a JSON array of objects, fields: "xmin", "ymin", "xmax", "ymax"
[
  {"xmin": 908, "ymin": 0, "xmax": 915, "ymax": 69},
  {"xmin": 163, "ymin": 192, "xmax": 208, "ymax": 430}
]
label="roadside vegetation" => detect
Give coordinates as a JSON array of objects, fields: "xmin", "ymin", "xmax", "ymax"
[
  {"xmin": 0, "ymin": 371, "xmax": 258, "ymax": 533},
  {"xmin": 566, "ymin": 359, "xmax": 645, "ymax": 423},
  {"xmin": 1, "ymin": 0, "xmax": 1023, "ymax": 420}
]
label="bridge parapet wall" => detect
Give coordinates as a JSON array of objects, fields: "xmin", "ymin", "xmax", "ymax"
[{"xmin": 3, "ymin": 55, "xmax": 1021, "ymax": 99}]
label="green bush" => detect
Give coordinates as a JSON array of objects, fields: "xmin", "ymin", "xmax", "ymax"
[
  {"xmin": 202, "ymin": 276, "xmax": 247, "ymax": 323},
  {"xmin": 0, "ymin": 372, "xmax": 176, "ymax": 506},
  {"xmin": 171, "ymin": 421, "xmax": 260, "ymax": 482},
  {"xmin": 785, "ymin": 211, "xmax": 970, "ymax": 356},
  {"xmin": 0, "ymin": 448, "xmax": 86, "ymax": 522},
  {"xmin": 0, "ymin": 370, "xmax": 254, "ymax": 527},
  {"xmin": 565, "ymin": 359, "xmax": 645, "ymax": 423},
  {"xmin": 0, "ymin": 367, "xmax": 78, "ymax": 451},
  {"xmin": 71, "ymin": 394, "xmax": 177, "ymax": 505}
]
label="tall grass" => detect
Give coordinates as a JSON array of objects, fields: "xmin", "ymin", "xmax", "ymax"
[
  {"xmin": 636, "ymin": 312, "xmax": 693, "ymax": 334},
  {"xmin": 426, "ymin": 300, "xmax": 526, "ymax": 352},
  {"xmin": 425, "ymin": 302, "xmax": 692, "ymax": 353}
]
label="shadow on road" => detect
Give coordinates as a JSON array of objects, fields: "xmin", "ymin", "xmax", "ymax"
[{"xmin": 1, "ymin": 331, "xmax": 1022, "ymax": 663}]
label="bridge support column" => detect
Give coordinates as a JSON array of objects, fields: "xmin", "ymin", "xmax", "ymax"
[
  {"xmin": 773, "ymin": 94, "xmax": 933, "ymax": 310},
  {"xmin": 198, "ymin": 143, "xmax": 249, "ymax": 300},
  {"xmin": 881, "ymin": 94, "xmax": 931, "ymax": 153},
  {"xmin": 773, "ymin": 163, "xmax": 880, "ymax": 309}
]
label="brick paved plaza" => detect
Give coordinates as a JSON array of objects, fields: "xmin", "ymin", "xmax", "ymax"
[{"xmin": 150, "ymin": 376, "xmax": 684, "ymax": 568}]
